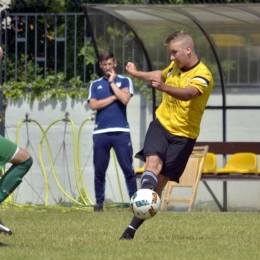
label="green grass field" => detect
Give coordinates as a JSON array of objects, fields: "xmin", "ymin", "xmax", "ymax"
[{"xmin": 0, "ymin": 206, "xmax": 260, "ymax": 260}]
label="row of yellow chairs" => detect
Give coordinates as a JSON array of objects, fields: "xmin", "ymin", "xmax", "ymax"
[
  {"xmin": 135, "ymin": 152, "xmax": 259, "ymax": 176},
  {"xmin": 203, "ymin": 152, "xmax": 259, "ymax": 175}
]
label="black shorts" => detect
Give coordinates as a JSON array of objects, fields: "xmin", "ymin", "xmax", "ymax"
[{"xmin": 135, "ymin": 119, "xmax": 196, "ymax": 183}]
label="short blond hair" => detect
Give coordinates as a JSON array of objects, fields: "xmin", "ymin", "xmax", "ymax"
[{"xmin": 164, "ymin": 31, "xmax": 194, "ymax": 50}]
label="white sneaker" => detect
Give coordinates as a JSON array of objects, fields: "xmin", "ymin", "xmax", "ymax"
[{"xmin": 0, "ymin": 219, "xmax": 12, "ymax": 236}]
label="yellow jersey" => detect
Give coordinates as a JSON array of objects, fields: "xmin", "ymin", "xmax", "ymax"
[{"xmin": 156, "ymin": 60, "xmax": 214, "ymax": 139}]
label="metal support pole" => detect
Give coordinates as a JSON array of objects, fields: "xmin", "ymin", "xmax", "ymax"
[
  {"xmin": 0, "ymin": 89, "xmax": 5, "ymax": 137},
  {"xmin": 223, "ymin": 181, "xmax": 227, "ymax": 212},
  {"xmin": 202, "ymin": 181, "xmax": 224, "ymax": 212}
]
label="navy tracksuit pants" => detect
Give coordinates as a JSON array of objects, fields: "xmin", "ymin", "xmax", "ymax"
[{"xmin": 93, "ymin": 132, "xmax": 137, "ymax": 205}]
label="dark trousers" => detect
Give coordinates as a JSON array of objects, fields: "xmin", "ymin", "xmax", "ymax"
[{"xmin": 93, "ymin": 132, "xmax": 137, "ymax": 205}]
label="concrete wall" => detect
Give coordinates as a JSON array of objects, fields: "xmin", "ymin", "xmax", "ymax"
[
  {"xmin": 5, "ymin": 89, "xmax": 260, "ymax": 211},
  {"xmin": 5, "ymin": 89, "xmax": 152, "ymax": 206}
]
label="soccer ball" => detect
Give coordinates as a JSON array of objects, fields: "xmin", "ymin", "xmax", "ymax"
[{"xmin": 130, "ymin": 189, "xmax": 161, "ymax": 220}]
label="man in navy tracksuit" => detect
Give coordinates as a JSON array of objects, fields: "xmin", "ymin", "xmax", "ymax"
[{"xmin": 88, "ymin": 51, "xmax": 137, "ymax": 212}]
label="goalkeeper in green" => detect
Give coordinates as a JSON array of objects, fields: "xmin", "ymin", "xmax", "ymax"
[{"xmin": 0, "ymin": 46, "xmax": 33, "ymax": 235}]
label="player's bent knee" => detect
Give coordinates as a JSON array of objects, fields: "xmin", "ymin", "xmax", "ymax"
[
  {"xmin": 24, "ymin": 157, "xmax": 33, "ymax": 168},
  {"xmin": 20, "ymin": 157, "xmax": 33, "ymax": 177}
]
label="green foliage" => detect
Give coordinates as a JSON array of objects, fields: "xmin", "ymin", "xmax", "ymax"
[
  {"xmin": 2, "ymin": 80, "xmax": 28, "ymax": 101},
  {"xmin": 2, "ymin": 72, "xmax": 88, "ymax": 104},
  {"xmin": 79, "ymin": 41, "xmax": 97, "ymax": 66},
  {"xmin": 68, "ymin": 76, "xmax": 89, "ymax": 99},
  {"xmin": 1, "ymin": 10, "xmax": 154, "ymax": 107},
  {"xmin": 3, "ymin": 54, "xmax": 43, "ymax": 83},
  {"xmin": 10, "ymin": 0, "xmax": 65, "ymax": 12},
  {"xmin": 1, "ymin": 51, "xmax": 89, "ymax": 104}
]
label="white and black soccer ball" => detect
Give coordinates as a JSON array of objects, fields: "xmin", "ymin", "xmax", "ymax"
[{"xmin": 130, "ymin": 189, "xmax": 161, "ymax": 220}]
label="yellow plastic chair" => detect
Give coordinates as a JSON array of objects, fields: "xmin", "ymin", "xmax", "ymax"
[
  {"xmin": 216, "ymin": 152, "xmax": 258, "ymax": 175},
  {"xmin": 203, "ymin": 152, "xmax": 217, "ymax": 174}
]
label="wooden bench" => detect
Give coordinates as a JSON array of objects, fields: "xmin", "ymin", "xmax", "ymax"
[{"xmin": 196, "ymin": 142, "xmax": 260, "ymax": 212}]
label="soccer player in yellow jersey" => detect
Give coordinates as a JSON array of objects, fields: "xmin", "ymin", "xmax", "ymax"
[{"xmin": 120, "ymin": 30, "xmax": 213, "ymax": 240}]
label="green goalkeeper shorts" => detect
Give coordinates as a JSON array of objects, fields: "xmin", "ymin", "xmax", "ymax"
[{"xmin": 0, "ymin": 135, "xmax": 18, "ymax": 170}]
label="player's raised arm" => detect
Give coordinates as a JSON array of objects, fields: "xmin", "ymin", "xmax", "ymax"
[
  {"xmin": 150, "ymin": 76, "xmax": 201, "ymax": 101},
  {"xmin": 126, "ymin": 62, "xmax": 163, "ymax": 83}
]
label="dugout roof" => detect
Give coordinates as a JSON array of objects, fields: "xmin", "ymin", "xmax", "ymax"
[{"xmin": 82, "ymin": 4, "xmax": 260, "ymax": 115}]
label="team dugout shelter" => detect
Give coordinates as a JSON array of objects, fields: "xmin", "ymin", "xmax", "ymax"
[{"xmin": 82, "ymin": 4, "xmax": 260, "ymax": 150}]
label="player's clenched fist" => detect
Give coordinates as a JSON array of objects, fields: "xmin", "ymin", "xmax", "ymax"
[
  {"xmin": 150, "ymin": 76, "xmax": 164, "ymax": 91},
  {"xmin": 125, "ymin": 62, "xmax": 137, "ymax": 75}
]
